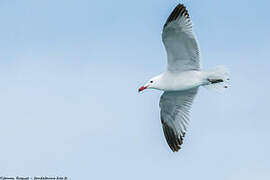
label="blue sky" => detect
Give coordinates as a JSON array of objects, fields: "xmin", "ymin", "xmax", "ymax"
[{"xmin": 0, "ymin": 0, "xmax": 270, "ymax": 179}]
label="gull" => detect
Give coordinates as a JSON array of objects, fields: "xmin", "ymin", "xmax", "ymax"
[{"xmin": 138, "ymin": 4, "xmax": 230, "ymax": 152}]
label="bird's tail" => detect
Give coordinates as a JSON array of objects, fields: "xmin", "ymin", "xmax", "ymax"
[{"xmin": 202, "ymin": 66, "xmax": 230, "ymax": 92}]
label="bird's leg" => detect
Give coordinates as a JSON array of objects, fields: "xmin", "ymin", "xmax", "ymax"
[{"xmin": 207, "ymin": 78, "xmax": 224, "ymax": 84}]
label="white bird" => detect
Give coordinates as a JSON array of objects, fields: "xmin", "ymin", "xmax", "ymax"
[{"xmin": 139, "ymin": 4, "xmax": 230, "ymax": 152}]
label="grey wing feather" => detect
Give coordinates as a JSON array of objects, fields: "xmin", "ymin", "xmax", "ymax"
[
  {"xmin": 159, "ymin": 88, "xmax": 198, "ymax": 152},
  {"xmin": 162, "ymin": 4, "xmax": 200, "ymax": 72}
]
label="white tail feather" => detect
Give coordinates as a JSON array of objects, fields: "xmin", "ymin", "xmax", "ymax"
[{"xmin": 203, "ymin": 66, "xmax": 230, "ymax": 92}]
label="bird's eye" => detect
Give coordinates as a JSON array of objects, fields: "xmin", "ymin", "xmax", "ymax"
[{"xmin": 150, "ymin": 81, "xmax": 153, "ymax": 83}]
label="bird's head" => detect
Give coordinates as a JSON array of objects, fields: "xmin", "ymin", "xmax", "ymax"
[{"xmin": 138, "ymin": 75, "xmax": 162, "ymax": 92}]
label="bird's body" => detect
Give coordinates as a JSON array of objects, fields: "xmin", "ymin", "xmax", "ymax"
[
  {"xmin": 151, "ymin": 70, "xmax": 205, "ymax": 91},
  {"xmin": 139, "ymin": 4, "xmax": 230, "ymax": 152}
]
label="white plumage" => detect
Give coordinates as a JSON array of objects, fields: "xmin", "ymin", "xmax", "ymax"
[{"xmin": 139, "ymin": 4, "xmax": 230, "ymax": 152}]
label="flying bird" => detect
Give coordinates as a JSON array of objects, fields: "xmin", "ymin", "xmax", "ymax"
[{"xmin": 139, "ymin": 4, "xmax": 230, "ymax": 152}]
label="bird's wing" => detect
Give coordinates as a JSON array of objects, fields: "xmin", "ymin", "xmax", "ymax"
[
  {"xmin": 162, "ymin": 4, "xmax": 200, "ymax": 72},
  {"xmin": 159, "ymin": 88, "xmax": 198, "ymax": 152}
]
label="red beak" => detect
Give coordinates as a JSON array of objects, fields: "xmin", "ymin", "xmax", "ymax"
[{"xmin": 138, "ymin": 86, "xmax": 147, "ymax": 92}]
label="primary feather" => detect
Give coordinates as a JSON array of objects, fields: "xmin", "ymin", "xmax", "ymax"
[{"xmin": 162, "ymin": 4, "xmax": 200, "ymax": 72}]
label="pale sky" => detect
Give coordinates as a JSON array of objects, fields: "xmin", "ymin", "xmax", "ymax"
[{"xmin": 0, "ymin": 0, "xmax": 269, "ymax": 179}]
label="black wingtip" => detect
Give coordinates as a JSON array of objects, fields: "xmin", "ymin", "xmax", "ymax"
[
  {"xmin": 164, "ymin": 3, "xmax": 190, "ymax": 28},
  {"xmin": 162, "ymin": 122, "xmax": 185, "ymax": 152}
]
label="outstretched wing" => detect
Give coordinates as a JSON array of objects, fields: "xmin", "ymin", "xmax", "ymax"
[
  {"xmin": 159, "ymin": 88, "xmax": 198, "ymax": 152},
  {"xmin": 162, "ymin": 4, "xmax": 200, "ymax": 72}
]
